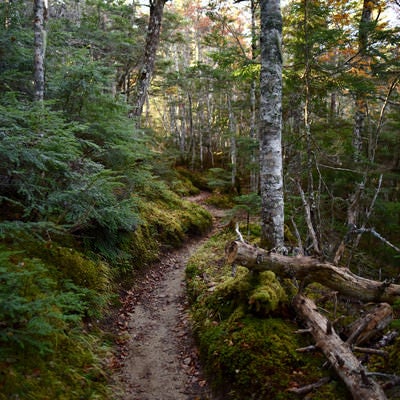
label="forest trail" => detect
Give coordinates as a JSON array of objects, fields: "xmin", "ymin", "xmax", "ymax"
[{"xmin": 112, "ymin": 193, "xmax": 223, "ymax": 400}]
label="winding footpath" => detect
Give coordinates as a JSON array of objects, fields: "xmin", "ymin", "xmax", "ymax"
[{"xmin": 112, "ymin": 194, "xmax": 222, "ymax": 400}]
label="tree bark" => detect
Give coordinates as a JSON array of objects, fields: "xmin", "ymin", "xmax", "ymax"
[
  {"xmin": 225, "ymin": 240, "xmax": 400, "ymax": 304},
  {"xmin": 249, "ymin": 0, "xmax": 258, "ymax": 193},
  {"xmin": 293, "ymin": 294, "xmax": 388, "ymax": 400},
  {"xmin": 33, "ymin": 0, "xmax": 48, "ymax": 102},
  {"xmin": 352, "ymin": 0, "xmax": 378, "ymax": 161},
  {"xmin": 130, "ymin": 0, "xmax": 167, "ymax": 122},
  {"xmin": 259, "ymin": 0, "xmax": 284, "ymax": 249}
]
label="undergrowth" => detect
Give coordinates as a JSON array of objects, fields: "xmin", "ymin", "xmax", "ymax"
[{"xmin": 0, "ymin": 182, "xmax": 212, "ymax": 399}]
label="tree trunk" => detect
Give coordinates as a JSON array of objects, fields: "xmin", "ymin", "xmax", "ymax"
[
  {"xmin": 228, "ymin": 96, "xmax": 237, "ymax": 191},
  {"xmin": 352, "ymin": 0, "xmax": 376, "ymax": 162},
  {"xmin": 249, "ymin": 0, "xmax": 258, "ymax": 193},
  {"xmin": 33, "ymin": 0, "xmax": 48, "ymax": 102},
  {"xmin": 293, "ymin": 294, "xmax": 388, "ymax": 400},
  {"xmin": 259, "ymin": 0, "xmax": 284, "ymax": 249},
  {"xmin": 130, "ymin": 0, "xmax": 167, "ymax": 123},
  {"xmin": 225, "ymin": 240, "xmax": 400, "ymax": 304}
]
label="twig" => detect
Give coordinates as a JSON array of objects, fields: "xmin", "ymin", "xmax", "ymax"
[
  {"xmin": 235, "ymin": 222, "xmax": 244, "ymax": 243},
  {"xmin": 294, "ymin": 328, "xmax": 312, "ymax": 334},
  {"xmin": 353, "ymin": 347, "xmax": 388, "ymax": 358},
  {"xmin": 287, "ymin": 376, "xmax": 331, "ymax": 395},
  {"xmin": 366, "ymin": 372, "xmax": 400, "ymax": 390},
  {"xmin": 294, "ymin": 179, "xmax": 320, "ymax": 255},
  {"xmin": 352, "ymin": 228, "xmax": 400, "ymax": 253},
  {"xmin": 290, "ymin": 216, "xmax": 304, "ymax": 255},
  {"xmin": 296, "ymin": 345, "xmax": 317, "ymax": 353},
  {"xmin": 346, "ymin": 318, "xmax": 370, "ymax": 346}
]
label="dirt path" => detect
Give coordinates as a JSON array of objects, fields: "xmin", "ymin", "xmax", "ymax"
[{"xmin": 112, "ymin": 194, "xmax": 222, "ymax": 400}]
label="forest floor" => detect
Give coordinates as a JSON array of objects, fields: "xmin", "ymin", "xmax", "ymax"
[{"xmin": 111, "ymin": 193, "xmax": 225, "ymax": 400}]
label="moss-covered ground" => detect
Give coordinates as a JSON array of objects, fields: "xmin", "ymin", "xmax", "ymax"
[
  {"xmin": 186, "ymin": 229, "xmax": 356, "ymax": 399},
  {"xmin": 0, "ymin": 182, "xmax": 212, "ymax": 400}
]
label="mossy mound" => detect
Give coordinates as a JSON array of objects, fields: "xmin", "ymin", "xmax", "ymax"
[
  {"xmin": 186, "ymin": 230, "xmax": 350, "ymax": 399},
  {"xmin": 0, "ymin": 330, "xmax": 110, "ymax": 400},
  {"xmin": 198, "ymin": 316, "xmax": 303, "ymax": 399},
  {"xmin": 138, "ymin": 194, "xmax": 212, "ymax": 250},
  {"xmin": 0, "ymin": 250, "xmax": 111, "ymax": 400}
]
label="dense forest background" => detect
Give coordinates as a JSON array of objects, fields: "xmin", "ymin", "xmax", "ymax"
[{"xmin": 1, "ymin": 0, "xmax": 399, "ymax": 398}]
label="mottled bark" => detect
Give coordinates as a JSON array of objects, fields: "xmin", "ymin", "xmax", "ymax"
[
  {"xmin": 259, "ymin": 0, "xmax": 284, "ymax": 249},
  {"xmin": 130, "ymin": 0, "xmax": 167, "ymax": 122},
  {"xmin": 249, "ymin": 0, "xmax": 258, "ymax": 193},
  {"xmin": 33, "ymin": 0, "xmax": 48, "ymax": 102}
]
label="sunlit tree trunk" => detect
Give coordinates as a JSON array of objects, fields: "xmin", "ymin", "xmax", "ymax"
[
  {"xmin": 259, "ymin": 0, "xmax": 284, "ymax": 249},
  {"xmin": 130, "ymin": 0, "xmax": 167, "ymax": 123},
  {"xmin": 33, "ymin": 0, "xmax": 48, "ymax": 102}
]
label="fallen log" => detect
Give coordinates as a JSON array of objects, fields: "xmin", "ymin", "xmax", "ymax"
[
  {"xmin": 293, "ymin": 294, "xmax": 388, "ymax": 400},
  {"xmin": 225, "ymin": 240, "xmax": 400, "ymax": 304}
]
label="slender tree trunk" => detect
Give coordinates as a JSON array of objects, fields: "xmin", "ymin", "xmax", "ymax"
[
  {"xmin": 228, "ymin": 96, "xmax": 237, "ymax": 191},
  {"xmin": 352, "ymin": 0, "xmax": 376, "ymax": 162},
  {"xmin": 33, "ymin": 0, "xmax": 48, "ymax": 102},
  {"xmin": 259, "ymin": 0, "xmax": 284, "ymax": 249},
  {"xmin": 130, "ymin": 0, "xmax": 167, "ymax": 123},
  {"xmin": 250, "ymin": 0, "xmax": 258, "ymax": 193}
]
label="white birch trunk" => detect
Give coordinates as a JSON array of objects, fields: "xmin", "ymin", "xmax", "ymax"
[
  {"xmin": 33, "ymin": 0, "xmax": 48, "ymax": 102},
  {"xmin": 259, "ymin": 0, "xmax": 284, "ymax": 249},
  {"xmin": 250, "ymin": 0, "xmax": 258, "ymax": 193}
]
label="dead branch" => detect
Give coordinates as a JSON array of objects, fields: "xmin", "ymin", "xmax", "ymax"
[
  {"xmin": 226, "ymin": 240, "xmax": 400, "ymax": 304},
  {"xmin": 287, "ymin": 376, "xmax": 331, "ymax": 395},
  {"xmin": 345, "ymin": 303, "xmax": 393, "ymax": 346},
  {"xmin": 351, "ymin": 228, "xmax": 400, "ymax": 253},
  {"xmin": 353, "ymin": 347, "xmax": 389, "ymax": 359},
  {"xmin": 295, "ymin": 179, "xmax": 321, "ymax": 255},
  {"xmin": 296, "ymin": 345, "xmax": 317, "ymax": 353},
  {"xmin": 293, "ymin": 294, "xmax": 387, "ymax": 399}
]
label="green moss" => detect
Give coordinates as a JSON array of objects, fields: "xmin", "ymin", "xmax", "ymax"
[
  {"xmin": 0, "ymin": 330, "xmax": 111, "ymax": 400},
  {"xmin": 186, "ymin": 230, "xmax": 351, "ymax": 399},
  {"xmin": 138, "ymin": 195, "xmax": 212, "ymax": 249},
  {"xmin": 126, "ymin": 224, "xmax": 160, "ymax": 267},
  {"xmin": 175, "ymin": 166, "xmax": 209, "ymax": 191},
  {"xmin": 248, "ymin": 271, "xmax": 288, "ymax": 315},
  {"xmin": 0, "ymin": 250, "xmax": 111, "ymax": 399},
  {"xmin": 49, "ymin": 247, "xmax": 110, "ymax": 292},
  {"xmin": 198, "ymin": 317, "xmax": 305, "ymax": 399},
  {"xmin": 205, "ymin": 193, "xmax": 234, "ymax": 209}
]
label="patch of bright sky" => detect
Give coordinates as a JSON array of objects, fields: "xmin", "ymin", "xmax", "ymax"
[{"xmin": 133, "ymin": 0, "xmax": 399, "ymax": 28}]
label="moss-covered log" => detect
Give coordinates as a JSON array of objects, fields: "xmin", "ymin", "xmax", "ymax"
[
  {"xmin": 293, "ymin": 294, "xmax": 388, "ymax": 400},
  {"xmin": 225, "ymin": 240, "xmax": 400, "ymax": 304}
]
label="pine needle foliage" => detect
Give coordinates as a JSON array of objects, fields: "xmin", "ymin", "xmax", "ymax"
[{"xmin": 0, "ymin": 251, "xmax": 86, "ymax": 356}]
